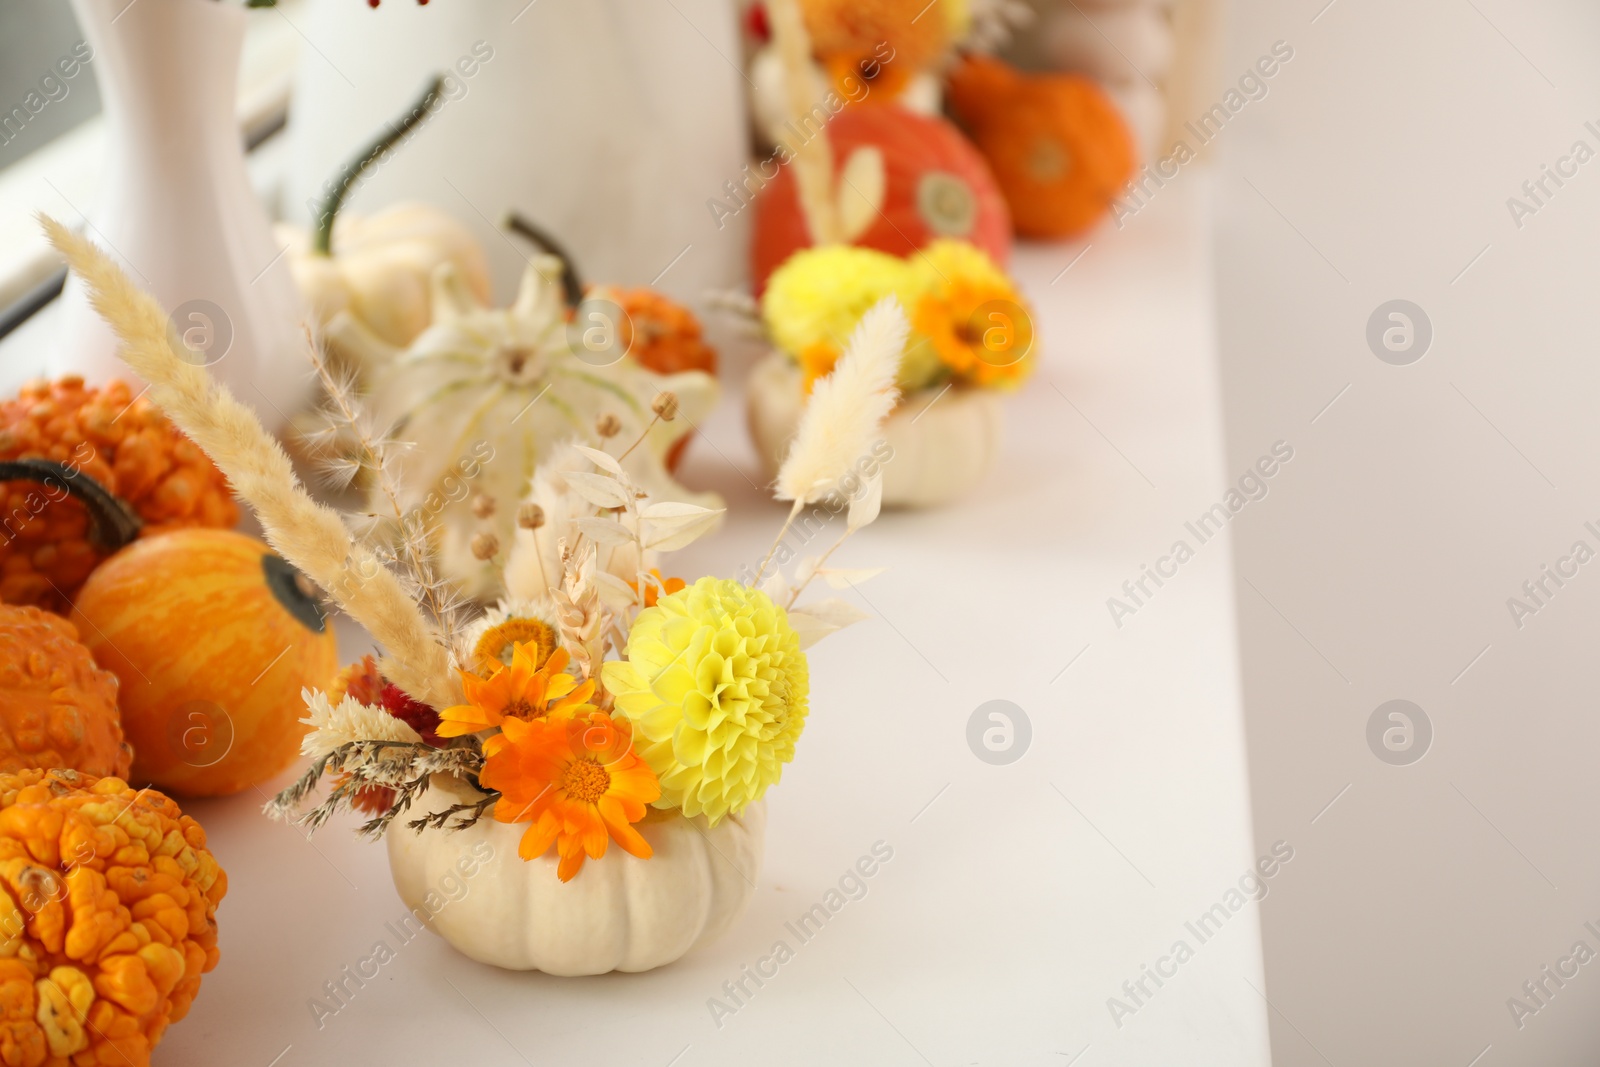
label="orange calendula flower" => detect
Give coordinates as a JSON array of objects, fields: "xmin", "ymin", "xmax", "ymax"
[
  {"xmin": 437, "ymin": 643, "xmax": 594, "ymax": 738},
  {"xmin": 480, "ymin": 711, "xmax": 661, "ymax": 881},
  {"xmin": 631, "ymin": 569, "xmax": 687, "ymax": 608},
  {"xmin": 909, "ymin": 239, "xmax": 1036, "ymax": 389},
  {"xmin": 798, "ymin": 340, "xmax": 842, "ymax": 394}
]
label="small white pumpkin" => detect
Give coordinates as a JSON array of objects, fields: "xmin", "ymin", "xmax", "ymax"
[
  {"xmin": 746, "ymin": 350, "xmax": 1002, "ymax": 508},
  {"xmin": 356, "ymin": 257, "xmax": 720, "ymax": 600},
  {"xmin": 276, "ymin": 202, "xmax": 494, "ymax": 374},
  {"xmin": 387, "ymin": 775, "xmax": 765, "ymax": 974}
]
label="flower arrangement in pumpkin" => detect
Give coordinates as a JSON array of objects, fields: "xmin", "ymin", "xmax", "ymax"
[
  {"xmin": 42, "ymin": 216, "xmax": 901, "ymax": 886},
  {"xmin": 736, "ymin": 0, "xmax": 1040, "ymax": 509}
]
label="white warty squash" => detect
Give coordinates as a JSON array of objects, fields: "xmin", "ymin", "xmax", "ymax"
[
  {"xmin": 355, "ymin": 256, "xmax": 720, "ymax": 600},
  {"xmin": 387, "ymin": 774, "xmax": 765, "ymax": 974},
  {"xmin": 746, "ymin": 350, "xmax": 1002, "ymax": 508}
]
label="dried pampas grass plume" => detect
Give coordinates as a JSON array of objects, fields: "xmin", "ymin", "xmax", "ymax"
[
  {"xmin": 40, "ymin": 213, "xmax": 460, "ymax": 709},
  {"xmin": 775, "ymin": 294, "xmax": 906, "ymax": 504}
]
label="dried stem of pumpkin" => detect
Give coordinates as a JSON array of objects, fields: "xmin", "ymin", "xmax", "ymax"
[{"xmin": 41, "ymin": 214, "xmax": 460, "ymax": 709}]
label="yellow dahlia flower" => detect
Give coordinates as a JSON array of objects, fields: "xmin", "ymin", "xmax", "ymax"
[
  {"xmin": 601, "ymin": 577, "xmax": 809, "ymax": 825},
  {"xmin": 762, "ymin": 246, "xmax": 929, "ymax": 383}
]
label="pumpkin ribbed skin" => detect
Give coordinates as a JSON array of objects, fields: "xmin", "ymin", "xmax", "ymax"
[
  {"xmin": 947, "ymin": 54, "xmax": 1137, "ymax": 239},
  {"xmin": 751, "ymin": 106, "xmax": 1011, "ymax": 292},
  {"xmin": 746, "ymin": 350, "xmax": 1001, "ymax": 508},
  {"xmin": 68, "ymin": 530, "xmax": 338, "ymax": 798},
  {"xmin": 0, "ymin": 378, "xmax": 236, "ymax": 613},
  {"xmin": 0, "ymin": 607, "xmax": 132, "ymax": 780},
  {"xmin": 388, "ymin": 775, "xmax": 764, "ymax": 975},
  {"xmin": 0, "ymin": 767, "xmax": 225, "ymax": 1067}
]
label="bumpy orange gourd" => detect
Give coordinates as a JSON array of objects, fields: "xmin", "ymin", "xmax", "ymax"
[
  {"xmin": 0, "ymin": 767, "xmax": 225, "ymax": 1067},
  {"xmin": 0, "ymin": 606, "xmax": 131, "ymax": 781},
  {"xmin": 946, "ymin": 54, "xmax": 1137, "ymax": 238},
  {"xmin": 0, "ymin": 378, "xmax": 236, "ymax": 613},
  {"xmin": 69, "ymin": 529, "xmax": 338, "ymax": 798},
  {"xmin": 608, "ymin": 288, "xmax": 719, "ymax": 378}
]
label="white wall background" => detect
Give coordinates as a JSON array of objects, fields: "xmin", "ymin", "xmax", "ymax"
[{"xmin": 1207, "ymin": 0, "xmax": 1600, "ymax": 1063}]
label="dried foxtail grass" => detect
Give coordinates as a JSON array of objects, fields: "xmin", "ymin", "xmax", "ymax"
[
  {"xmin": 41, "ymin": 214, "xmax": 460, "ymax": 708},
  {"xmin": 767, "ymin": 0, "xmax": 839, "ymax": 244}
]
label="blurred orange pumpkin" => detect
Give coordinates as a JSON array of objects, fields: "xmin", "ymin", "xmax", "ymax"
[
  {"xmin": 70, "ymin": 529, "xmax": 338, "ymax": 798},
  {"xmin": 946, "ymin": 53, "xmax": 1136, "ymax": 239},
  {"xmin": 0, "ymin": 604, "xmax": 132, "ymax": 778},
  {"xmin": 751, "ymin": 105, "xmax": 1011, "ymax": 292},
  {"xmin": 609, "ymin": 287, "xmax": 719, "ymax": 378},
  {"xmin": 0, "ymin": 377, "xmax": 236, "ymax": 612}
]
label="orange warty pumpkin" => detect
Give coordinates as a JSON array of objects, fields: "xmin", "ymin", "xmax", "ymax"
[
  {"xmin": 0, "ymin": 377, "xmax": 236, "ymax": 613},
  {"xmin": 606, "ymin": 287, "xmax": 719, "ymax": 378},
  {"xmin": 946, "ymin": 54, "xmax": 1137, "ymax": 239},
  {"xmin": 0, "ymin": 605, "xmax": 132, "ymax": 780},
  {"xmin": 0, "ymin": 767, "xmax": 225, "ymax": 1067},
  {"xmin": 751, "ymin": 105, "xmax": 1011, "ymax": 291},
  {"xmin": 69, "ymin": 529, "xmax": 338, "ymax": 798}
]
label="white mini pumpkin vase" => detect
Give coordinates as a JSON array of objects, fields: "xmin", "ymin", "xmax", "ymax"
[
  {"xmin": 746, "ymin": 351, "xmax": 1003, "ymax": 508},
  {"xmin": 55, "ymin": 0, "xmax": 307, "ymax": 430},
  {"xmin": 387, "ymin": 775, "xmax": 765, "ymax": 975}
]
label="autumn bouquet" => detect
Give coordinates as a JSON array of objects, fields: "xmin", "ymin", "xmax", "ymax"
[
  {"xmin": 45, "ymin": 216, "xmax": 903, "ymax": 975},
  {"xmin": 737, "ymin": 0, "xmax": 1038, "ymax": 508}
]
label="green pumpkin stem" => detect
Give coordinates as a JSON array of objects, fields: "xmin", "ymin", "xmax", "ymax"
[
  {"xmin": 502, "ymin": 212, "xmax": 586, "ymax": 309},
  {"xmin": 0, "ymin": 459, "xmax": 142, "ymax": 553},
  {"xmin": 312, "ymin": 74, "xmax": 447, "ymax": 257}
]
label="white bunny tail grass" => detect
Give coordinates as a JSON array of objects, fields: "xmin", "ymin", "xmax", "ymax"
[
  {"xmin": 766, "ymin": 0, "xmax": 839, "ymax": 244},
  {"xmin": 40, "ymin": 213, "xmax": 460, "ymax": 709},
  {"xmin": 775, "ymin": 295, "xmax": 907, "ymax": 505}
]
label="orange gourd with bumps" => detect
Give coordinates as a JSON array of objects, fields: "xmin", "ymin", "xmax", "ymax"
[
  {"xmin": 70, "ymin": 528, "xmax": 338, "ymax": 797},
  {"xmin": 946, "ymin": 54, "xmax": 1136, "ymax": 239},
  {"xmin": 0, "ymin": 604, "xmax": 132, "ymax": 778},
  {"xmin": 0, "ymin": 377, "xmax": 236, "ymax": 612}
]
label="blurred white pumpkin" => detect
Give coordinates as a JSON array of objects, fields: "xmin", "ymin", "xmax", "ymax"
[{"xmin": 354, "ymin": 257, "xmax": 720, "ymax": 600}]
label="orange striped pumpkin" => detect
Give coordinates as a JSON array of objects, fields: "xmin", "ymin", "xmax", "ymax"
[{"xmin": 70, "ymin": 528, "xmax": 338, "ymax": 797}]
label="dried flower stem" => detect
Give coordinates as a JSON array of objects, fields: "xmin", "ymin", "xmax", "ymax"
[
  {"xmin": 407, "ymin": 793, "xmax": 499, "ymax": 833},
  {"xmin": 754, "ymin": 498, "xmax": 804, "ymax": 587},
  {"xmin": 787, "ymin": 527, "xmax": 851, "ymax": 609},
  {"xmin": 767, "ymin": 0, "xmax": 839, "ymax": 244},
  {"xmin": 41, "ymin": 215, "xmax": 459, "ymax": 708},
  {"xmin": 303, "ymin": 328, "xmax": 463, "ymax": 648},
  {"xmin": 616, "ymin": 413, "xmax": 661, "ymax": 463}
]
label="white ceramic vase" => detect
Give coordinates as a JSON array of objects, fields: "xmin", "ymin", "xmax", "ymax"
[
  {"xmin": 284, "ymin": 0, "xmax": 750, "ymax": 306},
  {"xmin": 387, "ymin": 775, "xmax": 765, "ymax": 976},
  {"xmin": 54, "ymin": 0, "xmax": 306, "ymax": 430}
]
